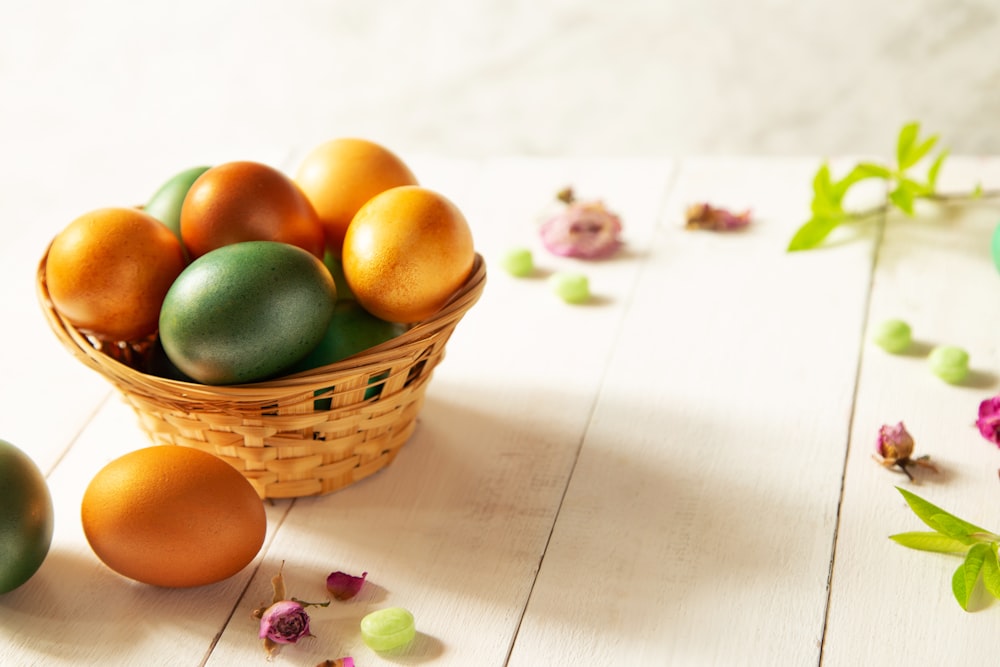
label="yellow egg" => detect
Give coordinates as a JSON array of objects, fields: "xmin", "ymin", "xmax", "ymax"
[
  {"xmin": 342, "ymin": 186, "xmax": 475, "ymax": 324},
  {"xmin": 81, "ymin": 446, "xmax": 266, "ymax": 588}
]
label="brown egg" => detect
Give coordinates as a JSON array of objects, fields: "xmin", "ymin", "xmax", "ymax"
[
  {"xmin": 342, "ymin": 186, "xmax": 475, "ymax": 323},
  {"xmin": 81, "ymin": 446, "xmax": 266, "ymax": 588},
  {"xmin": 180, "ymin": 161, "xmax": 325, "ymax": 259}
]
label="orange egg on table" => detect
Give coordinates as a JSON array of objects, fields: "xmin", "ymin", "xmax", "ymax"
[
  {"xmin": 342, "ymin": 185, "xmax": 475, "ymax": 324},
  {"xmin": 180, "ymin": 160, "xmax": 325, "ymax": 259},
  {"xmin": 294, "ymin": 137, "xmax": 418, "ymax": 254},
  {"xmin": 45, "ymin": 207, "xmax": 187, "ymax": 341},
  {"xmin": 81, "ymin": 446, "xmax": 266, "ymax": 588}
]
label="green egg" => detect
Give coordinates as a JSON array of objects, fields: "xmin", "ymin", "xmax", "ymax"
[
  {"xmin": 159, "ymin": 241, "xmax": 337, "ymax": 385},
  {"xmin": 0, "ymin": 439, "xmax": 54, "ymax": 594},
  {"xmin": 285, "ymin": 300, "xmax": 407, "ymax": 374},
  {"xmin": 144, "ymin": 165, "xmax": 211, "ymax": 241}
]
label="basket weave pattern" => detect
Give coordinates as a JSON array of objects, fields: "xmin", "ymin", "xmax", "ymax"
[{"xmin": 37, "ymin": 250, "xmax": 485, "ymax": 499}]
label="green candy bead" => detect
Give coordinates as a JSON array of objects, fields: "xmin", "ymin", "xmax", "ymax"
[
  {"xmin": 872, "ymin": 318, "xmax": 912, "ymax": 353},
  {"xmin": 360, "ymin": 607, "xmax": 416, "ymax": 652},
  {"xmin": 549, "ymin": 271, "xmax": 590, "ymax": 304},
  {"xmin": 928, "ymin": 345, "xmax": 969, "ymax": 384},
  {"xmin": 500, "ymin": 247, "xmax": 534, "ymax": 277}
]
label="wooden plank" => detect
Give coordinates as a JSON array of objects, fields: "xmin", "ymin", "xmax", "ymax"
[
  {"xmin": 821, "ymin": 156, "xmax": 1000, "ymax": 665},
  {"xmin": 202, "ymin": 157, "xmax": 675, "ymax": 666},
  {"xmin": 508, "ymin": 158, "xmax": 879, "ymax": 665}
]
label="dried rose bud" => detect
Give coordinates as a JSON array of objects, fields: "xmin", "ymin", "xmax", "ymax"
[
  {"xmin": 976, "ymin": 395, "xmax": 1000, "ymax": 446},
  {"xmin": 326, "ymin": 570, "xmax": 367, "ymax": 601},
  {"xmin": 685, "ymin": 202, "xmax": 752, "ymax": 231},
  {"xmin": 259, "ymin": 600, "xmax": 312, "ymax": 645},
  {"xmin": 316, "ymin": 659, "xmax": 354, "ymax": 667},
  {"xmin": 876, "ymin": 422, "xmax": 915, "ymax": 460},
  {"xmin": 539, "ymin": 194, "xmax": 623, "ymax": 259},
  {"xmin": 872, "ymin": 421, "xmax": 936, "ymax": 480}
]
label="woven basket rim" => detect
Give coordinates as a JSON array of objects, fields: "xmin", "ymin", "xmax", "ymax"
[{"xmin": 37, "ymin": 247, "xmax": 486, "ymax": 408}]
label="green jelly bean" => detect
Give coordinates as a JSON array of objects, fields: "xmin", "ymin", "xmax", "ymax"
[
  {"xmin": 872, "ymin": 318, "xmax": 912, "ymax": 353},
  {"xmin": 500, "ymin": 247, "xmax": 534, "ymax": 277},
  {"xmin": 361, "ymin": 607, "xmax": 416, "ymax": 652},
  {"xmin": 549, "ymin": 271, "xmax": 590, "ymax": 304},
  {"xmin": 928, "ymin": 345, "xmax": 969, "ymax": 384}
]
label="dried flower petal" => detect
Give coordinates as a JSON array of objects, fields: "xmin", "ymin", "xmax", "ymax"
[
  {"xmin": 976, "ymin": 395, "xmax": 1000, "ymax": 446},
  {"xmin": 326, "ymin": 570, "xmax": 368, "ymax": 601},
  {"xmin": 259, "ymin": 599, "xmax": 312, "ymax": 645},
  {"xmin": 685, "ymin": 202, "xmax": 752, "ymax": 231},
  {"xmin": 539, "ymin": 194, "xmax": 623, "ymax": 259},
  {"xmin": 876, "ymin": 422, "xmax": 915, "ymax": 460},
  {"xmin": 316, "ymin": 659, "xmax": 355, "ymax": 667}
]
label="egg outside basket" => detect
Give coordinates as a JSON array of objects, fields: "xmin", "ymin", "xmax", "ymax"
[{"xmin": 37, "ymin": 249, "xmax": 486, "ymax": 500}]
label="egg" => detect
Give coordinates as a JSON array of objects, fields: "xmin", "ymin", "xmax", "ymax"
[
  {"xmin": 342, "ymin": 186, "xmax": 475, "ymax": 323},
  {"xmin": 81, "ymin": 446, "xmax": 266, "ymax": 588},
  {"xmin": 143, "ymin": 165, "xmax": 211, "ymax": 242},
  {"xmin": 0, "ymin": 439, "xmax": 54, "ymax": 594},
  {"xmin": 159, "ymin": 241, "xmax": 337, "ymax": 385},
  {"xmin": 180, "ymin": 161, "xmax": 325, "ymax": 260}
]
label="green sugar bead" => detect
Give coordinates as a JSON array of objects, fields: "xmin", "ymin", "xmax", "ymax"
[
  {"xmin": 360, "ymin": 607, "xmax": 416, "ymax": 652},
  {"xmin": 928, "ymin": 345, "xmax": 969, "ymax": 384},
  {"xmin": 872, "ymin": 318, "xmax": 912, "ymax": 353},
  {"xmin": 549, "ymin": 271, "xmax": 590, "ymax": 304},
  {"xmin": 500, "ymin": 247, "xmax": 534, "ymax": 277}
]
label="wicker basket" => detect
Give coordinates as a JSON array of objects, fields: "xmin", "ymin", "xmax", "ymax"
[{"xmin": 37, "ymin": 247, "xmax": 486, "ymax": 499}]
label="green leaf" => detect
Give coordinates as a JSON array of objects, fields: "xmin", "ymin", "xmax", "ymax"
[
  {"xmin": 896, "ymin": 122, "xmax": 920, "ymax": 169},
  {"xmin": 952, "ymin": 543, "xmax": 991, "ymax": 611},
  {"xmin": 889, "ymin": 531, "xmax": 970, "ymax": 554},
  {"xmin": 926, "ymin": 149, "xmax": 949, "ymax": 191},
  {"xmin": 810, "ymin": 164, "xmax": 839, "ymax": 214},
  {"xmin": 787, "ymin": 216, "xmax": 842, "ymax": 252},
  {"xmin": 896, "ymin": 487, "xmax": 991, "ymax": 537},
  {"xmin": 901, "ymin": 134, "xmax": 939, "ymax": 170},
  {"xmin": 889, "ymin": 186, "xmax": 915, "ymax": 215},
  {"xmin": 973, "ymin": 182, "xmax": 984, "ymax": 199},
  {"xmin": 982, "ymin": 546, "xmax": 1000, "ymax": 599},
  {"xmin": 929, "ymin": 514, "xmax": 990, "ymax": 545}
]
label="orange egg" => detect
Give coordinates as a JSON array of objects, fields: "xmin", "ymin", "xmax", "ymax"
[
  {"xmin": 294, "ymin": 138, "xmax": 418, "ymax": 254},
  {"xmin": 342, "ymin": 185, "xmax": 475, "ymax": 323},
  {"xmin": 45, "ymin": 207, "xmax": 187, "ymax": 341},
  {"xmin": 81, "ymin": 446, "xmax": 266, "ymax": 588},
  {"xmin": 180, "ymin": 161, "xmax": 325, "ymax": 260}
]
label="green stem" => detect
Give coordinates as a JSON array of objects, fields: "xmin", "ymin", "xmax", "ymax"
[{"xmin": 838, "ymin": 188, "xmax": 1000, "ymax": 225}]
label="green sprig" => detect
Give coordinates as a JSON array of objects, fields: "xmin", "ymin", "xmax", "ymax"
[
  {"xmin": 889, "ymin": 487, "xmax": 1000, "ymax": 611},
  {"xmin": 787, "ymin": 122, "xmax": 998, "ymax": 251}
]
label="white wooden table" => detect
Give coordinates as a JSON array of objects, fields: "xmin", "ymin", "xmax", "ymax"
[{"xmin": 3, "ymin": 155, "xmax": 1000, "ymax": 666}]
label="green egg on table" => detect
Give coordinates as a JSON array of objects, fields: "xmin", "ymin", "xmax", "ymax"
[
  {"xmin": 159, "ymin": 241, "xmax": 337, "ymax": 385},
  {"xmin": 0, "ymin": 439, "xmax": 54, "ymax": 594},
  {"xmin": 144, "ymin": 165, "xmax": 211, "ymax": 241}
]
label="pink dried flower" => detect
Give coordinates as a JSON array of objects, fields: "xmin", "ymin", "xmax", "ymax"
[
  {"xmin": 872, "ymin": 422, "xmax": 937, "ymax": 480},
  {"xmin": 259, "ymin": 599, "xmax": 312, "ymax": 645},
  {"xmin": 976, "ymin": 396, "xmax": 1000, "ymax": 446},
  {"xmin": 685, "ymin": 202, "xmax": 752, "ymax": 231},
  {"xmin": 539, "ymin": 188, "xmax": 623, "ymax": 259},
  {"xmin": 252, "ymin": 565, "xmax": 329, "ymax": 657},
  {"xmin": 326, "ymin": 570, "xmax": 367, "ymax": 601},
  {"xmin": 316, "ymin": 659, "xmax": 355, "ymax": 667}
]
